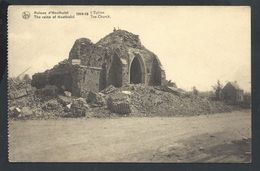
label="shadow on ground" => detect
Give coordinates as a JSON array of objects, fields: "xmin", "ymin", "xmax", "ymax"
[{"xmin": 150, "ymin": 132, "xmax": 251, "ymax": 163}]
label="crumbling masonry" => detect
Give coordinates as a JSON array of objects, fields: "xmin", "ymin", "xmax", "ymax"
[{"xmin": 32, "ymin": 29, "xmax": 166, "ymax": 96}]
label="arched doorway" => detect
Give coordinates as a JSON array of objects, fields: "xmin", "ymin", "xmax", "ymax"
[
  {"xmin": 150, "ymin": 58, "xmax": 161, "ymax": 85},
  {"xmin": 107, "ymin": 54, "xmax": 122, "ymax": 87},
  {"xmin": 130, "ymin": 55, "xmax": 145, "ymax": 84}
]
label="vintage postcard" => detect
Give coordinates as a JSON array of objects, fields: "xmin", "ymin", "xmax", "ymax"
[{"xmin": 8, "ymin": 6, "xmax": 251, "ymax": 162}]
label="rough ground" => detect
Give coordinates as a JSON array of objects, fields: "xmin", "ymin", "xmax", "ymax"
[{"xmin": 9, "ymin": 110, "xmax": 251, "ymax": 162}]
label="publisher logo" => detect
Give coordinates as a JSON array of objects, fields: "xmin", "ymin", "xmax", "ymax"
[{"xmin": 22, "ymin": 11, "xmax": 30, "ymax": 19}]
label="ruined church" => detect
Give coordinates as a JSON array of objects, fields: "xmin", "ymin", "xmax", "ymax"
[{"xmin": 32, "ymin": 29, "xmax": 166, "ymax": 96}]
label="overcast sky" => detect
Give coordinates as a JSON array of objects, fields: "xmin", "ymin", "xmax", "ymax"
[{"xmin": 8, "ymin": 6, "xmax": 251, "ymax": 92}]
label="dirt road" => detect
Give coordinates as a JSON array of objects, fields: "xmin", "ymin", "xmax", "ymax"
[{"xmin": 9, "ymin": 110, "xmax": 251, "ymax": 162}]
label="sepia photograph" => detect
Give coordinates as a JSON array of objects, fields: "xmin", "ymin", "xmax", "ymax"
[{"xmin": 7, "ymin": 6, "xmax": 251, "ymax": 162}]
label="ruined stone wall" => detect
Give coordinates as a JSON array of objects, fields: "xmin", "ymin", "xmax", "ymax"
[
  {"xmin": 160, "ymin": 69, "xmax": 167, "ymax": 86},
  {"xmin": 33, "ymin": 30, "xmax": 168, "ymax": 95},
  {"xmin": 121, "ymin": 61, "xmax": 129, "ymax": 86},
  {"xmin": 69, "ymin": 38, "xmax": 108, "ymax": 68},
  {"xmin": 31, "ymin": 73, "xmax": 49, "ymax": 89},
  {"xmin": 71, "ymin": 66, "xmax": 102, "ymax": 96},
  {"xmin": 68, "ymin": 30, "xmax": 147, "ymax": 89},
  {"xmin": 31, "ymin": 61, "xmax": 73, "ymax": 92},
  {"xmin": 48, "ymin": 71, "xmax": 73, "ymax": 92}
]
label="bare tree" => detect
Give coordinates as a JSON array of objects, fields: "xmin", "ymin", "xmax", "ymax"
[
  {"xmin": 212, "ymin": 80, "xmax": 223, "ymax": 100},
  {"xmin": 23, "ymin": 74, "xmax": 31, "ymax": 81},
  {"xmin": 22, "ymin": 74, "xmax": 31, "ymax": 83},
  {"xmin": 192, "ymin": 86, "xmax": 198, "ymax": 97}
]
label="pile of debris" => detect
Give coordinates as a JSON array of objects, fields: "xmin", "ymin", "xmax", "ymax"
[
  {"xmin": 107, "ymin": 91, "xmax": 132, "ymax": 115},
  {"xmin": 102, "ymin": 84, "xmax": 236, "ymax": 117},
  {"xmin": 8, "ymin": 78, "xmax": 34, "ymax": 100},
  {"xmin": 8, "ymin": 81, "xmax": 109, "ymax": 119},
  {"xmin": 8, "ymin": 81, "xmax": 237, "ymax": 119}
]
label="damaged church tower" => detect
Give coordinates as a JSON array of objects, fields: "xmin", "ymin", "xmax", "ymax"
[{"xmin": 32, "ymin": 29, "xmax": 166, "ymax": 96}]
